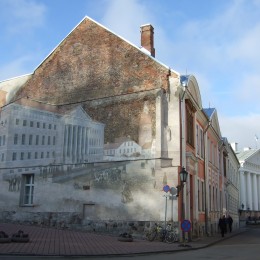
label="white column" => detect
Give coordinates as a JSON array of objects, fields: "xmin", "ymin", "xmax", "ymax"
[
  {"xmin": 82, "ymin": 127, "xmax": 86, "ymax": 157},
  {"xmin": 64, "ymin": 125, "xmax": 69, "ymax": 159},
  {"xmin": 246, "ymin": 172, "xmax": 253, "ymax": 210},
  {"xmin": 253, "ymin": 173, "xmax": 258, "ymax": 211},
  {"xmin": 78, "ymin": 126, "xmax": 81, "ymax": 158},
  {"xmin": 69, "ymin": 124, "xmax": 73, "ymax": 158},
  {"xmin": 73, "ymin": 125, "xmax": 77, "ymax": 162},
  {"xmin": 258, "ymin": 175, "xmax": 260, "ymax": 209},
  {"xmin": 240, "ymin": 171, "xmax": 246, "ymax": 208},
  {"xmin": 85, "ymin": 128, "xmax": 89, "ymax": 155}
]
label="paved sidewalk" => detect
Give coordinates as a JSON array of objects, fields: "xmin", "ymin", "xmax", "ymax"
[{"xmin": 0, "ymin": 223, "xmax": 246, "ymax": 257}]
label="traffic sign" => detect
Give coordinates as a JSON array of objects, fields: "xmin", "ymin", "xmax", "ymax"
[
  {"xmin": 163, "ymin": 185, "xmax": 170, "ymax": 193},
  {"xmin": 181, "ymin": 219, "xmax": 191, "ymax": 232},
  {"xmin": 170, "ymin": 187, "xmax": 177, "ymax": 195}
]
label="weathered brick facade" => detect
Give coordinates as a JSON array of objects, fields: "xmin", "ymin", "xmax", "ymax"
[
  {"xmin": 0, "ymin": 17, "xmax": 182, "ymax": 236},
  {"xmin": 15, "ymin": 18, "xmax": 172, "ymax": 105}
]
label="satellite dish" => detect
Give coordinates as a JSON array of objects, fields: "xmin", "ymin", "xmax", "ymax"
[{"xmin": 170, "ymin": 187, "xmax": 177, "ymax": 195}]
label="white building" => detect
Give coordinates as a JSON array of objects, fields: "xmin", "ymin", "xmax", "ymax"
[
  {"xmin": 222, "ymin": 139, "xmax": 240, "ymax": 229},
  {"xmin": 234, "ymin": 144, "xmax": 260, "ymax": 217},
  {"xmin": 104, "ymin": 137, "xmax": 142, "ymax": 161},
  {"xmin": 0, "ymin": 101, "xmax": 104, "ymax": 207},
  {"xmin": 62, "ymin": 106, "xmax": 105, "ymax": 165}
]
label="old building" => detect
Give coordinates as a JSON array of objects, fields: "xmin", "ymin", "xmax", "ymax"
[
  {"xmin": 221, "ymin": 139, "xmax": 240, "ymax": 230},
  {"xmin": 0, "ymin": 17, "xmax": 183, "ymax": 233},
  {"xmin": 0, "ymin": 16, "xmax": 240, "ymax": 238},
  {"xmin": 233, "ymin": 144, "xmax": 260, "ymax": 222}
]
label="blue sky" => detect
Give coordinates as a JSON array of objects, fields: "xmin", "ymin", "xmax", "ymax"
[{"xmin": 1, "ymin": 0, "xmax": 260, "ymax": 150}]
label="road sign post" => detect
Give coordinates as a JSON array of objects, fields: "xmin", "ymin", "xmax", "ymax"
[{"xmin": 179, "ymin": 219, "xmax": 192, "ymax": 247}]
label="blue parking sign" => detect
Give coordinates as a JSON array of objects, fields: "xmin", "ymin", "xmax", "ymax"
[{"xmin": 181, "ymin": 219, "xmax": 191, "ymax": 232}]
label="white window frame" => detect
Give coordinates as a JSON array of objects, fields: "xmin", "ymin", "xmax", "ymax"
[{"xmin": 20, "ymin": 174, "xmax": 34, "ymax": 206}]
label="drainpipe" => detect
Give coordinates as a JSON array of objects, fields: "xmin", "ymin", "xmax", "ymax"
[
  {"xmin": 203, "ymin": 120, "xmax": 211, "ymax": 236},
  {"xmin": 180, "ymin": 78, "xmax": 187, "ymax": 242}
]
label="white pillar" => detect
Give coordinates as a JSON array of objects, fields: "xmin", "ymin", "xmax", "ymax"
[
  {"xmin": 69, "ymin": 124, "xmax": 73, "ymax": 158},
  {"xmin": 240, "ymin": 171, "xmax": 246, "ymax": 208},
  {"xmin": 246, "ymin": 172, "xmax": 253, "ymax": 210},
  {"xmin": 78, "ymin": 126, "xmax": 82, "ymax": 160},
  {"xmin": 65, "ymin": 125, "xmax": 69, "ymax": 158},
  {"xmin": 253, "ymin": 173, "xmax": 258, "ymax": 211},
  {"xmin": 258, "ymin": 175, "xmax": 260, "ymax": 209}
]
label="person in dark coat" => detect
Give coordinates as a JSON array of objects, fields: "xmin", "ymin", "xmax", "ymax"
[
  {"xmin": 227, "ymin": 215, "xmax": 233, "ymax": 232},
  {"xmin": 218, "ymin": 215, "xmax": 226, "ymax": 237}
]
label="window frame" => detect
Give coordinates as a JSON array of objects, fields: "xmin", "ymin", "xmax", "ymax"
[{"xmin": 20, "ymin": 174, "xmax": 34, "ymax": 206}]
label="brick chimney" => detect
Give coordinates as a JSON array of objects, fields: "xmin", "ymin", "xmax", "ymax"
[{"xmin": 140, "ymin": 24, "xmax": 155, "ymax": 57}]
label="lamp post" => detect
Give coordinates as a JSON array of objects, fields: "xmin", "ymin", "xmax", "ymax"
[
  {"xmin": 177, "ymin": 167, "xmax": 188, "ymax": 242},
  {"xmin": 177, "ymin": 167, "xmax": 188, "ymax": 197}
]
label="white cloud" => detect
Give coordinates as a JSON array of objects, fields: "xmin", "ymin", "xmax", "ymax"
[
  {"xmin": 220, "ymin": 113, "xmax": 260, "ymax": 150},
  {"xmin": 0, "ymin": 56, "xmax": 34, "ymax": 81},
  {"xmin": 236, "ymin": 74, "xmax": 260, "ymax": 103},
  {"xmin": 227, "ymin": 24, "xmax": 260, "ymax": 64},
  {"xmin": 101, "ymin": 0, "xmax": 154, "ymax": 46},
  {"xmin": 0, "ymin": 0, "xmax": 46, "ymax": 36}
]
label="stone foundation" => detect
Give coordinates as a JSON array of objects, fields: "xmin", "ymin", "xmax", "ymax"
[{"xmin": 0, "ymin": 210, "xmax": 180, "ymax": 239}]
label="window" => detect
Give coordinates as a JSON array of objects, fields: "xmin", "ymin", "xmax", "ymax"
[
  {"xmin": 53, "ymin": 136, "xmax": 56, "ymax": 145},
  {"xmin": 48, "ymin": 136, "xmax": 51, "ymax": 145},
  {"xmin": 37, "ymin": 122, "xmax": 40, "ymax": 128},
  {"xmin": 23, "ymin": 120, "xmax": 27, "ymax": 126},
  {"xmin": 28, "ymin": 152, "xmax": 31, "ymax": 159},
  {"xmin": 213, "ymin": 187, "xmax": 215, "ymax": 211},
  {"xmin": 22, "ymin": 134, "xmax": 26, "ymax": 145},
  {"xmin": 54, "ymin": 125, "xmax": 56, "ymax": 130},
  {"xmin": 20, "ymin": 152, "xmax": 24, "ymax": 160},
  {"xmin": 16, "ymin": 119, "xmax": 19, "ymax": 125},
  {"xmin": 186, "ymin": 102, "xmax": 194, "ymax": 147},
  {"xmin": 30, "ymin": 121, "xmax": 34, "ymax": 127},
  {"xmin": 29, "ymin": 135, "xmax": 33, "ymax": 145},
  {"xmin": 200, "ymin": 129, "xmax": 204, "ymax": 158},
  {"xmin": 1, "ymin": 153, "xmax": 4, "ymax": 161},
  {"xmin": 43, "ymin": 123, "xmax": 46, "ymax": 129},
  {"xmin": 196, "ymin": 124, "xmax": 204, "ymax": 158},
  {"xmin": 36, "ymin": 135, "xmax": 39, "ymax": 145},
  {"xmin": 202, "ymin": 182, "xmax": 205, "ymax": 211},
  {"xmin": 2, "ymin": 135, "xmax": 5, "ymax": 145},
  {"xmin": 209, "ymin": 185, "xmax": 212, "ymax": 211},
  {"xmin": 42, "ymin": 136, "xmax": 45, "ymax": 145},
  {"xmin": 35, "ymin": 152, "xmax": 38, "ymax": 159},
  {"xmin": 198, "ymin": 180, "xmax": 201, "ymax": 211},
  {"xmin": 20, "ymin": 174, "xmax": 34, "ymax": 206},
  {"xmin": 41, "ymin": 152, "xmax": 44, "ymax": 158},
  {"xmin": 49, "ymin": 124, "xmax": 52, "ymax": 129},
  {"xmin": 14, "ymin": 134, "xmax": 19, "ymax": 144},
  {"xmin": 196, "ymin": 125, "xmax": 199, "ymax": 153},
  {"xmin": 12, "ymin": 152, "xmax": 17, "ymax": 161}
]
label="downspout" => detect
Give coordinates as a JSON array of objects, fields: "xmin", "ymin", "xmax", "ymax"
[
  {"xmin": 218, "ymin": 140, "xmax": 225, "ymax": 216},
  {"xmin": 180, "ymin": 78, "xmax": 187, "ymax": 242},
  {"xmin": 203, "ymin": 119, "xmax": 211, "ymax": 236}
]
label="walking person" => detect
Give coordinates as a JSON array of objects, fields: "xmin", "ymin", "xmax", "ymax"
[
  {"xmin": 218, "ymin": 215, "xmax": 226, "ymax": 237},
  {"xmin": 227, "ymin": 215, "xmax": 233, "ymax": 233}
]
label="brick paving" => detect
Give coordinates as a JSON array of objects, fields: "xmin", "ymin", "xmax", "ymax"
[{"xmin": 0, "ymin": 223, "xmax": 245, "ymax": 257}]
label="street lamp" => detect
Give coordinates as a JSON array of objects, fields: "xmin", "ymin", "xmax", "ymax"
[
  {"xmin": 239, "ymin": 203, "xmax": 244, "ymax": 216},
  {"xmin": 177, "ymin": 166, "xmax": 188, "ymax": 243},
  {"xmin": 177, "ymin": 167, "xmax": 188, "ymax": 197}
]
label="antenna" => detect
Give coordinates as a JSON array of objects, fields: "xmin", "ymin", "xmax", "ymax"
[{"xmin": 255, "ymin": 134, "xmax": 258, "ymax": 149}]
